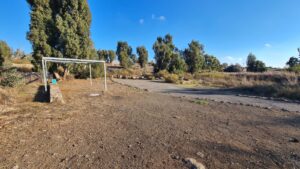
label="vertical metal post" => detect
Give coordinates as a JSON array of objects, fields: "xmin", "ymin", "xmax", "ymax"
[
  {"xmin": 89, "ymin": 64, "xmax": 92, "ymax": 86},
  {"xmin": 104, "ymin": 62, "xmax": 107, "ymax": 91},
  {"xmin": 45, "ymin": 61, "xmax": 48, "ymax": 78},
  {"xmin": 42, "ymin": 59, "xmax": 47, "ymax": 92}
]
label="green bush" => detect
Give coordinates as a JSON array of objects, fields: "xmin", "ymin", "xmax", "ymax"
[
  {"xmin": 0, "ymin": 68, "xmax": 24, "ymax": 87},
  {"xmin": 224, "ymin": 64, "xmax": 243, "ymax": 72},
  {"xmin": 71, "ymin": 64, "xmax": 104, "ymax": 79},
  {"xmin": 289, "ymin": 65, "xmax": 300, "ymax": 73}
]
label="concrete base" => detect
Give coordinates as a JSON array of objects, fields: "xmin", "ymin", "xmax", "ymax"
[{"xmin": 50, "ymin": 84, "xmax": 65, "ymax": 104}]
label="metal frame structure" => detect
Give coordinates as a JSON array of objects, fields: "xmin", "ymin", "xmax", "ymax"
[{"xmin": 42, "ymin": 57, "xmax": 107, "ymax": 92}]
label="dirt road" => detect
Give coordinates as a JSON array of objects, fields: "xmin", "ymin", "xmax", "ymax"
[
  {"xmin": 114, "ymin": 79, "xmax": 300, "ymax": 112},
  {"xmin": 0, "ymin": 80, "xmax": 299, "ymax": 169}
]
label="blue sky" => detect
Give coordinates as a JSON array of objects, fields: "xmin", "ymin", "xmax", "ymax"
[{"xmin": 1, "ymin": 0, "xmax": 300, "ymax": 67}]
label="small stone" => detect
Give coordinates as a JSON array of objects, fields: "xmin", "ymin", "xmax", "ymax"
[
  {"xmin": 12, "ymin": 165, "xmax": 19, "ymax": 169},
  {"xmin": 289, "ymin": 137, "xmax": 299, "ymax": 143},
  {"xmin": 171, "ymin": 154, "xmax": 180, "ymax": 160},
  {"xmin": 196, "ymin": 152, "xmax": 205, "ymax": 158}
]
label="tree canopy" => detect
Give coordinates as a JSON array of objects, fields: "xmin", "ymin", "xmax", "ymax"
[
  {"xmin": 168, "ymin": 53, "xmax": 187, "ymax": 74},
  {"xmin": 246, "ymin": 53, "xmax": 267, "ymax": 72},
  {"xmin": 97, "ymin": 50, "xmax": 116, "ymax": 63},
  {"xmin": 183, "ymin": 40, "xmax": 205, "ymax": 74},
  {"xmin": 136, "ymin": 46, "xmax": 148, "ymax": 68},
  {"xmin": 116, "ymin": 41, "xmax": 135, "ymax": 68},
  {"xmin": 286, "ymin": 57, "xmax": 299, "ymax": 68},
  {"xmin": 153, "ymin": 34, "xmax": 175, "ymax": 72},
  {"xmin": 204, "ymin": 54, "xmax": 221, "ymax": 71},
  {"xmin": 0, "ymin": 40, "xmax": 12, "ymax": 67},
  {"xmin": 27, "ymin": 0, "xmax": 96, "ymax": 70}
]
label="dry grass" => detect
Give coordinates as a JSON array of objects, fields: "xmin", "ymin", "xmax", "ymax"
[{"xmin": 190, "ymin": 71, "xmax": 300, "ymax": 100}]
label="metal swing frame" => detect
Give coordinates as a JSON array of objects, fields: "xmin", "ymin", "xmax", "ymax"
[{"xmin": 42, "ymin": 57, "xmax": 107, "ymax": 92}]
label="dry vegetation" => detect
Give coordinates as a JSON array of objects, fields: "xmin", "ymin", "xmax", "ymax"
[
  {"xmin": 157, "ymin": 71, "xmax": 300, "ymax": 101},
  {"xmin": 197, "ymin": 72, "xmax": 300, "ymax": 100}
]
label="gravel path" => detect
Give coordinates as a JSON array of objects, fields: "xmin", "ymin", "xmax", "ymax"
[{"xmin": 115, "ymin": 79, "xmax": 300, "ymax": 112}]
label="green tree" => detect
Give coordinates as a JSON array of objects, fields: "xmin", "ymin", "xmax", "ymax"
[
  {"xmin": 116, "ymin": 41, "xmax": 134, "ymax": 68},
  {"xmin": 168, "ymin": 53, "xmax": 187, "ymax": 74},
  {"xmin": 55, "ymin": 0, "xmax": 94, "ymax": 59},
  {"xmin": 27, "ymin": 0, "xmax": 96, "ymax": 71},
  {"xmin": 246, "ymin": 53, "xmax": 257, "ymax": 72},
  {"xmin": 97, "ymin": 50, "xmax": 116, "ymax": 63},
  {"xmin": 0, "ymin": 41, "xmax": 12, "ymax": 67},
  {"xmin": 183, "ymin": 40, "xmax": 205, "ymax": 74},
  {"xmin": 153, "ymin": 34, "xmax": 175, "ymax": 72},
  {"xmin": 97, "ymin": 50, "xmax": 107, "ymax": 61},
  {"xmin": 224, "ymin": 64, "xmax": 243, "ymax": 72},
  {"xmin": 204, "ymin": 54, "xmax": 221, "ymax": 71},
  {"xmin": 254, "ymin": 60, "xmax": 267, "ymax": 72},
  {"xmin": 136, "ymin": 46, "xmax": 148, "ymax": 68},
  {"xmin": 107, "ymin": 50, "xmax": 116, "ymax": 63},
  {"xmin": 246, "ymin": 53, "xmax": 267, "ymax": 72},
  {"xmin": 27, "ymin": 0, "xmax": 55, "ymax": 70},
  {"xmin": 286, "ymin": 57, "xmax": 299, "ymax": 68}
]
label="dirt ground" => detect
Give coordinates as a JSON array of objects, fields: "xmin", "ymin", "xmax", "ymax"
[{"xmin": 0, "ymin": 79, "xmax": 299, "ymax": 169}]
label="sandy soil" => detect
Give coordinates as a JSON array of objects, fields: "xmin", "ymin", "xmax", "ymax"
[{"xmin": 0, "ymin": 79, "xmax": 299, "ymax": 169}]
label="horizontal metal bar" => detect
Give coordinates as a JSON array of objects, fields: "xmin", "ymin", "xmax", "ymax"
[
  {"xmin": 43, "ymin": 60, "xmax": 105, "ymax": 63},
  {"xmin": 42, "ymin": 57, "xmax": 105, "ymax": 63}
]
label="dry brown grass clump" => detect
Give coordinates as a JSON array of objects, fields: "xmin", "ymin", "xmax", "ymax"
[
  {"xmin": 0, "ymin": 88, "xmax": 15, "ymax": 105},
  {"xmin": 192, "ymin": 71, "xmax": 300, "ymax": 100}
]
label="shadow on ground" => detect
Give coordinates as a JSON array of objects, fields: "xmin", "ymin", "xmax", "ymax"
[{"xmin": 33, "ymin": 86, "xmax": 50, "ymax": 103}]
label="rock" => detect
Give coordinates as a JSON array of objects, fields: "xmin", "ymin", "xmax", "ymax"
[
  {"xmin": 289, "ymin": 137, "xmax": 299, "ymax": 143},
  {"xmin": 12, "ymin": 165, "xmax": 19, "ymax": 169},
  {"xmin": 184, "ymin": 158, "xmax": 206, "ymax": 169},
  {"xmin": 171, "ymin": 154, "xmax": 180, "ymax": 160},
  {"xmin": 196, "ymin": 152, "xmax": 205, "ymax": 158}
]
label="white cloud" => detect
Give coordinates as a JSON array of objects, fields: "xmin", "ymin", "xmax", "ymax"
[
  {"xmin": 151, "ymin": 14, "xmax": 166, "ymax": 21},
  {"xmin": 264, "ymin": 43, "xmax": 272, "ymax": 48},
  {"xmin": 139, "ymin": 19, "xmax": 144, "ymax": 24},
  {"xmin": 158, "ymin": 16, "xmax": 166, "ymax": 21}
]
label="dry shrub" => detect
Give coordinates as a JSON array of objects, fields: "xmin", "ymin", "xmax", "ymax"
[
  {"xmin": 0, "ymin": 88, "xmax": 15, "ymax": 105},
  {"xmin": 192, "ymin": 71, "xmax": 300, "ymax": 100},
  {"xmin": 0, "ymin": 68, "xmax": 24, "ymax": 87},
  {"xmin": 241, "ymin": 85, "xmax": 300, "ymax": 100},
  {"xmin": 157, "ymin": 70, "xmax": 169, "ymax": 79},
  {"xmin": 193, "ymin": 71, "xmax": 299, "ymax": 87},
  {"xmin": 165, "ymin": 74, "xmax": 179, "ymax": 83},
  {"xmin": 156, "ymin": 70, "xmax": 180, "ymax": 83}
]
